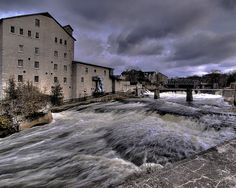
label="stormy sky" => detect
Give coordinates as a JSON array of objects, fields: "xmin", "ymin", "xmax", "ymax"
[{"xmin": 1, "ymin": 0, "xmax": 236, "ymax": 77}]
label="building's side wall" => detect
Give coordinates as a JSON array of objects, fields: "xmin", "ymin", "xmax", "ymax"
[
  {"xmin": 1, "ymin": 15, "xmax": 74, "ymax": 99},
  {"xmin": 114, "ymin": 80, "xmax": 133, "ymax": 93},
  {"xmin": 72, "ymin": 63, "xmax": 112, "ymax": 98},
  {"xmin": 72, "ymin": 63, "xmax": 77, "ymax": 99}
]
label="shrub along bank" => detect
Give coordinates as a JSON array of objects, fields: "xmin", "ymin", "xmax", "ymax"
[{"xmin": 0, "ymin": 78, "xmax": 64, "ymax": 137}]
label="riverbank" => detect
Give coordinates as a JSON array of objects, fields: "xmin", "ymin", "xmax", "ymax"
[
  {"xmin": 118, "ymin": 138, "xmax": 236, "ymax": 187},
  {"xmin": 0, "ymin": 92, "xmax": 137, "ymax": 138},
  {"xmin": 51, "ymin": 92, "xmax": 138, "ymax": 113}
]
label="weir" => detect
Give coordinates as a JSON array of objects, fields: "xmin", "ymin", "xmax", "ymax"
[{"xmin": 152, "ymin": 88, "xmax": 236, "ymax": 104}]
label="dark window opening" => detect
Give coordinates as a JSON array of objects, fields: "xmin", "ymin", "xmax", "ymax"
[
  {"xmin": 34, "ymin": 76, "xmax": 39, "ymax": 83},
  {"xmin": 54, "ymin": 77, "xmax": 58, "ymax": 83},
  {"xmin": 64, "ymin": 65, "xmax": 67, "ymax": 71},
  {"xmin": 35, "ymin": 19, "xmax": 40, "ymax": 27},
  {"xmin": 64, "ymin": 77, "xmax": 67, "ymax": 84},
  {"xmin": 28, "ymin": 30, "xmax": 31, "ymax": 37},
  {"xmin": 10, "ymin": 26, "xmax": 15, "ymax": 33},
  {"xmin": 34, "ymin": 61, "xmax": 39, "ymax": 68},
  {"xmin": 18, "ymin": 59, "xmax": 23, "ymax": 67},
  {"xmin": 19, "ymin": 28, "xmax": 23, "ymax": 35},
  {"xmin": 54, "ymin": 64, "xmax": 58, "ymax": 70},
  {"xmin": 35, "ymin": 32, "xmax": 39, "ymax": 39},
  {"xmin": 18, "ymin": 75, "xmax": 23, "ymax": 82}
]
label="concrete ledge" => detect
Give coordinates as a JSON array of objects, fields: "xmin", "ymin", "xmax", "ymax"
[{"xmin": 118, "ymin": 138, "xmax": 236, "ymax": 188}]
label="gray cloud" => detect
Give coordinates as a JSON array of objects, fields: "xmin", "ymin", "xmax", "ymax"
[
  {"xmin": 0, "ymin": 0, "xmax": 236, "ymax": 76},
  {"xmin": 169, "ymin": 32, "xmax": 236, "ymax": 67},
  {"xmin": 218, "ymin": 0, "xmax": 236, "ymax": 11},
  {"xmin": 107, "ymin": 0, "xmax": 209, "ymax": 55}
]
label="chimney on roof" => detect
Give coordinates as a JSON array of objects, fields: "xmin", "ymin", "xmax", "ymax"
[{"xmin": 63, "ymin": 25, "xmax": 73, "ymax": 35}]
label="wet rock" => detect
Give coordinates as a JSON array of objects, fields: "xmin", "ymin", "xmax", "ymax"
[{"xmin": 19, "ymin": 111, "xmax": 53, "ymax": 130}]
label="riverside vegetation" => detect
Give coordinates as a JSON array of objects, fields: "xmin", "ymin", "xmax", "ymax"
[{"xmin": 0, "ymin": 78, "xmax": 64, "ymax": 137}]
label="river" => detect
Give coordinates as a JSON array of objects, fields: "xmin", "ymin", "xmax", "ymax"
[{"xmin": 0, "ymin": 93, "xmax": 235, "ymax": 187}]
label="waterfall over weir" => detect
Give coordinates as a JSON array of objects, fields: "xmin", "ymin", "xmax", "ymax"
[{"xmin": 0, "ymin": 93, "xmax": 235, "ymax": 187}]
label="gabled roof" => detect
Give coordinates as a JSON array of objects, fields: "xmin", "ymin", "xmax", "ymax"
[
  {"xmin": 73, "ymin": 61, "xmax": 114, "ymax": 70},
  {"xmin": 0, "ymin": 12, "xmax": 76, "ymax": 41}
]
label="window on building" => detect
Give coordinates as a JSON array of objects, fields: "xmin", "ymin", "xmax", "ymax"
[
  {"xmin": 28, "ymin": 30, "xmax": 31, "ymax": 37},
  {"xmin": 54, "ymin": 51, "xmax": 58, "ymax": 57},
  {"xmin": 35, "ymin": 32, "xmax": 39, "ymax": 39},
  {"xmin": 34, "ymin": 61, "xmax": 39, "ymax": 69},
  {"xmin": 60, "ymin": 39, "xmax": 62, "ymax": 44},
  {"xmin": 54, "ymin": 77, "xmax": 58, "ymax": 83},
  {"xmin": 34, "ymin": 76, "xmax": 39, "ymax": 83},
  {"xmin": 94, "ymin": 69, "xmax": 97, "ymax": 73},
  {"xmin": 18, "ymin": 59, "xmax": 23, "ymax": 67},
  {"xmin": 10, "ymin": 26, "xmax": 15, "ymax": 33},
  {"xmin": 35, "ymin": 47, "xmax": 39, "ymax": 55},
  {"xmin": 19, "ymin": 28, "xmax": 24, "ymax": 35},
  {"xmin": 54, "ymin": 64, "xmax": 58, "ymax": 70},
  {"xmin": 104, "ymin": 70, "xmax": 106, "ymax": 76},
  {"xmin": 18, "ymin": 75, "xmax": 23, "ymax": 82},
  {"xmin": 85, "ymin": 67, "xmax": 88, "ymax": 73},
  {"xmin": 64, "ymin": 77, "xmax": 67, "ymax": 84},
  {"xmin": 55, "ymin": 37, "xmax": 58, "ymax": 43},
  {"xmin": 81, "ymin": 77, "xmax": 84, "ymax": 82},
  {"xmin": 35, "ymin": 19, "xmax": 40, "ymax": 27},
  {"xmin": 64, "ymin": 53, "xmax": 67, "ymax": 58},
  {"xmin": 64, "ymin": 65, "xmax": 67, "ymax": 71},
  {"xmin": 19, "ymin": 45, "xmax": 23, "ymax": 52},
  {"xmin": 64, "ymin": 40, "xmax": 67, "ymax": 45}
]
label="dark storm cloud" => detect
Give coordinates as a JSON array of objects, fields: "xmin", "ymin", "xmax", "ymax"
[
  {"xmin": 107, "ymin": 0, "xmax": 209, "ymax": 55},
  {"xmin": 169, "ymin": 32, "xmax": 236, "ymax": 67},
  {"xmin": 0, "ymin": 0, "xmax": 46, "ymax": 11},
  {"xmin": 0, "ymin": 0, "xmax": 236, "ymax": 76},
  {"xmin": 218, "ymin": 0, "xmax": 236, "ymax": 10},
  {"xmin": 108, "ymin": 36, "xmax": 164, "ymax": 56}
]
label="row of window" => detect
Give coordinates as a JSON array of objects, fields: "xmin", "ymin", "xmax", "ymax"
[
  {"xmin": 11, "ymin": 19, "xmax": 39, "ymax": 33},
  {"xmin": 18, "ymin": 45, "xmax": 40, "ymax": 54},
  {"xmin": 11, "ymin": 26, "xmax": 40, "ymax": 39},
  {"xmin": 55, "ymin": 37, "xmax": 67, "ymax": 46},
  {"xmin": 18, "ymin": 44, "xmax": 68, "ymax": 58},
  {"xmin": 84, "ymin": 67, "xmax": 107, "ymax": 76},
  {"xmin": 17, "ymin": 75, "xmax": 67, "ymax": 84},
  {"xmin": 54, "ymin": 50, "xmax": 67, "ymax": 58},
  {"xmin": 17, "ymin": 59, "xmax": 68, "ymax": 71}
]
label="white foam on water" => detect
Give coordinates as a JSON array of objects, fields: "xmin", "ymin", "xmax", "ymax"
[{"xmin": 0, "ymin": 97, "xmax": 235, "ymax": 187}]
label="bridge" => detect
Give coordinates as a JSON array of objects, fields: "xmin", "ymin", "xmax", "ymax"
[
  {"xmin": 148, "ymin": 87, "xmax": 236, "ymax": 103},
  {"xmin": 166, "ymin": 79, "xmax": 199, "ymax": 89}
]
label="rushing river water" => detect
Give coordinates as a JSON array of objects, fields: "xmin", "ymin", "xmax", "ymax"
[{"xmin": 0, "ymin": 93, "xmax": 235, "ymax": 187}]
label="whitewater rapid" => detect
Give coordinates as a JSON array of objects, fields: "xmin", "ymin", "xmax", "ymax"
[{"xmin": 0, "ymin": 93, "xmax": 235, "ymax": 187}]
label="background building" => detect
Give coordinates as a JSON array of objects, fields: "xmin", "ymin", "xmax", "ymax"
[
  {"xmin": 0, "ymin": 12, "xmax": 75, "ymax": 99},
  {"xmin": 72, "ymin": 61, "xmax": 113, "ymax": 98}
]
